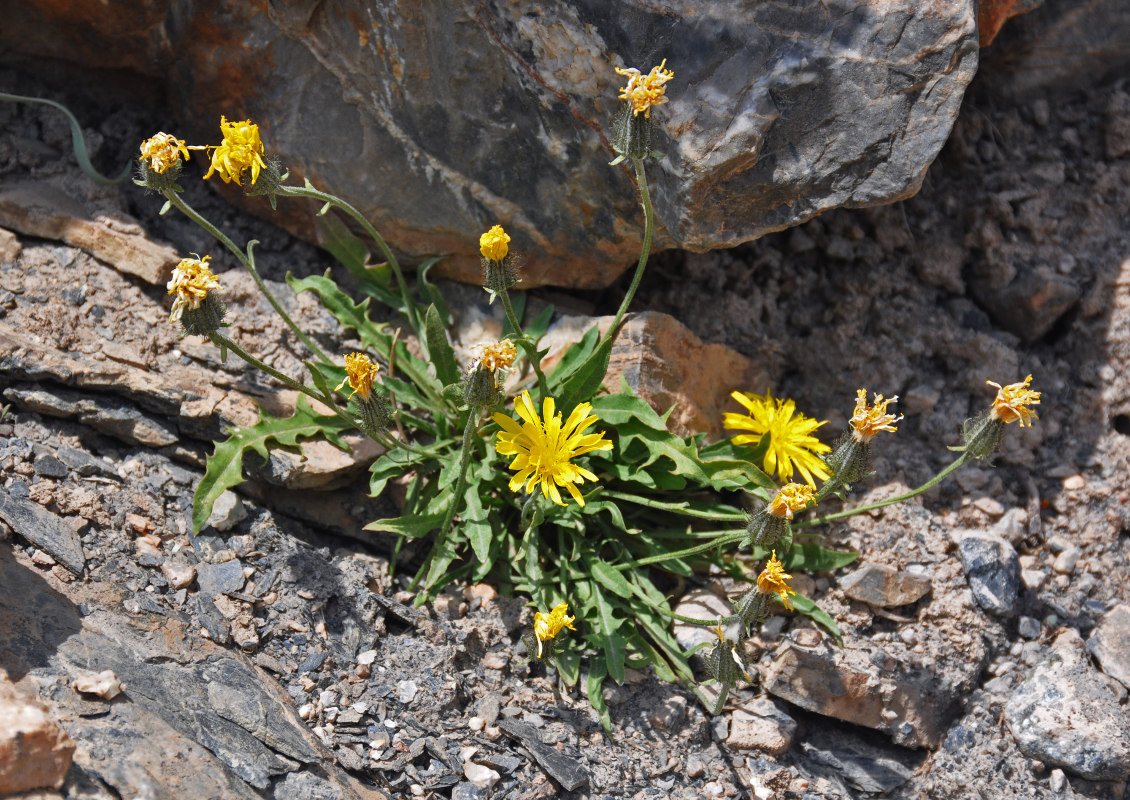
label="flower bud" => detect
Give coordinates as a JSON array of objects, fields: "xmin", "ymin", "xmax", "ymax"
[
  {"xmin": 479, "ymin": 225, "xmax": 519, "ymax": 303},
  {"xmin": 703, "ymin": 624, "xmax": 751, "ymax": 688},
  {"xmin": 136, "ymin": 132, "xmax": 190, "ymax": 192},
  {"xmin": 610, "ymin": 59, "xmax": 673, "ymax": 163}
]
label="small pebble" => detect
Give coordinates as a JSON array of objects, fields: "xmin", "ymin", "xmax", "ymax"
[
  {"xmin": 468, "ymin": 716, "xmax": 485, "ymax": 731},
  {"xmin": 1018, "ymin": 616, "xmax": 1041, "ymax": 639},
  {"xmin": 1049, "ymin": 768, "xmax": 1068, "ymax": 794},
  {"xmin": 704, "ymin": 781, "xmax": 724, "ymax": 796}
]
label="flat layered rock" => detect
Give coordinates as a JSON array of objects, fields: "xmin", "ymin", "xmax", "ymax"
[{"xmin": 839, "ymin": 562, "xmax": 932, "ymax": 608}]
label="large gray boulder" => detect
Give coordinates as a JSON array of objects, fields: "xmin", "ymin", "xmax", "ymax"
[{"xmin": 2, "ymin": 0, "xmax": 978, "ymax": 287}]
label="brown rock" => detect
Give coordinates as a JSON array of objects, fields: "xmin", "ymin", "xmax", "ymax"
[
  {"xmin": 0, "ymin": 182, "xmax": 178, "ymax": 285},
  {"xmin": 161, "ymin": 561, "xmax": 197, "ymax": 591},
  {"xmin": 839, "ymin": 563, "xmax": 932, "ymax": 608},
  {"xmin": 0, "ymin": 676, "xmax": 75, "ymax": 794},
  {"xmin": 0, "ymin": 226, "xmax": 20, "ymax": 263},
  {"xmin": 726, "ymin": 696, "xmax": 796, "ymax": 755},
  {"xmin": 763, "ymin": 633, "xmax": 945, "ymax": 748},
  {"xmin": 977, "ymin": 0, "xmax": 1044, "ymax": 47},
  {"xmin": 540, "ymin": 311, "xmax": 768, "ymax": 439}
]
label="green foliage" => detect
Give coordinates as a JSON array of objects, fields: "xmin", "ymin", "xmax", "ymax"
[{"xmin": 192, "ymin": 397, "xmax": 352, "ymax": 532}]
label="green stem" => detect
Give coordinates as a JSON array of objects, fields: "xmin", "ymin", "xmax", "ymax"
[
  {"xmin": 500, "ymin": 289, "xmax": 549, "ymax": 399},
  {"xmin": 165, "ymin": 192, "xmax": 331, "ymax": 364},
  {"xmin": 600, "ymin": 156, "xmax": 654, "ymax": 347},
  {"xmin": 209, "ymin": 332, "xmax": 351, "ymax": 426},
  {"xmin": 599, "ymin": 491, "xmax": 747, "ymax": 522},
  {"xmin": 615, "ymin": 531, "xmax": 746, "ymax": 571},
  {"xmin": 418, "ymin": 408, "xmax": 482, "ymax": 588},
  {"xmin": 794, "ymin": 450, "xmax": 973, "ymax": 529},
  {"xmin": 279, "ymin": 184, "xmax": 418, "ymax": 332}
]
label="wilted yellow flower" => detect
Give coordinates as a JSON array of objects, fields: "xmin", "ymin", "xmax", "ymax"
[
  {"xmin": 336, "ymin": 353, "xmax": 380, "ymax": 401},
  {"xmin": 988, "ymin": 375, "xmax": 1040, "ymax": 427},
  {"xmin": 167, "ymin": 255, "xmax": 222, "ymax": 322},
  {"xmin": 533, "ymin": 602, "xmax": 576, "ymax": 658},
  {"xmin": 850, "ymin": 389, "xmax": 903, "ymax": 443},
  {"xmin": 203, "ymin": 116, "xmax": 267, "ymax": 186},
  {"xmin": 767, "ymin": 483, "xmax": 815, "ymax": 520},
  {"xmin": 724, "ymin": 391, "xmax": 831, "ymax": 486},
  {"xmin": 479, "ymin": 225, "xmax": 510, "ymax": 262},
  {"xmin": 615, "ymin": 59, "xmax": 674, "ymax": 118},
  {"xmin": 476, "ymin": 339, "xmax": 517, "ymax": 373},
  {"xmin": 757, "ymin": 551, "xmax": 797, "ymax": 611},
  {"xmin": 139, "ymin": 132, "xmax": 190, "ymax": 174},
  {"xmin": 494, "ymin": 391, "xmax": 613, "ymax": 506}
]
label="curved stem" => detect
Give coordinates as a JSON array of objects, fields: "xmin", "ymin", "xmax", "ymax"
[
  {"xmin": 165, "ymin": 191, "xmax": 330, "ymax": 363},
  {"xmin": 209, "ymin": 332, "xmax": 353, "ymax": 428},
  {"xmin": 279, "ymin": 185, "xmax": 418, "ymax": 331},
  {"xmin": 614, "ymin": 531, "xmax": 746, "ymax": 571},
  {"xmin": 599, "ymin": 490, "xmax": 746, "ymax": 522},
  {"xmin": 600, "ymin": 156, "xmax": 654, "ymax": 346},
  {"xmin": 499, "ymin": 289, "xmax": 549, "ymax": 398},
  {"xmin": 794, "ymin": 451, "xmax": 973, "ymax": 529}
]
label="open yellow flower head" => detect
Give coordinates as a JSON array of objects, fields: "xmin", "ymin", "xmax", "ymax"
[
  {"xmin": 336, "ymin": 353, "xmax": 380, "ymax": 401},
  {"xmin": 203, "ymin": 116, "xmax": 267, "ymax": 186},
  {"xmin": 493, "ymin": 391, "xmax": 613, "ymax": 506},
  {"xmin": 479, "ymin": 225, "xmax": 510, "ymax": 262},
  {"xmin": 615, "ymin": 59, "xmax": 674, "ymax": 118},
  {"xmin": 476, "ymin": 339, "xmax": 517, "ymax": 374},
  {"xmin": 140, "ymin": 132, "xmax": 190, "ymax": 174},
  {"xmin": 757, "ymin": 551, "xmax": 797, "ymax": 611},
  {"xmin": 724, "ymin": 391, "xmax": 831, "ymax": 486},
  {"xmin": 988, "ymin": 375, "xmax": 1040, "ymax": 427},
  {"xmin": 533, "ymin": 602, "xmax": 576, "ymax": 658},
  {"xmin": 850, "ymin": 389, "xmax": 903, "ymax": 443},
  {"xmin": 167, "ymin": 255, "xmax": 222, "ymax": 322},
  {"xmin": 768, "ymin": 483, "xmax": 815, "ymax": 520}
]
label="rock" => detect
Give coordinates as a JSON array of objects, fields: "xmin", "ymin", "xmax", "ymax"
[
  {"xmin": 72, "ymin": 669, "xmax": 124, "ymax": 700},
  {"xmin": 1018, "ymin": 616, "xmax": 1041, "ymax": 640},
  {"xmin": 1104, "ymin": 89, "xmax": 1130, "ymax": 160},
  {"xmin": 396, "ymin": 680, "xmax": 418, "ymax": 705},
  {"xmin": 196, "ymin": 559, "xmax": 246, "ymax": 597},
  {"xmin": 1, "ymin": 1, "xmax": 977, "ymax": 288},
  {"xmin": 0, "ymin": 490, "xmax": 86, "ymax": 575},
  {"xmin": 800, "ymin": 739, "xmax": 916, "ymax": 794},
  {"xmin": 0, "ymin": 676, "xmax": 75, "ymax": 794},
  {"xmin": 839, "ymin": 562, "xmax": 932, "ymax": 608},
  {"xmin": 1006, "ymin": 629, "xmax": 1130, "ymax": 780},
  {"xmin": 763, "ymin": 633, "xmax": 947, "ymax": 748},
  {"xmin": 727, "ymin": 696, "xmax": 796, "ymax": 755},
  {"xmin": 1087, "ymin": 604, "xmax": 1130, "ymax": 690},
  {"xmin": 32, "ymin": 453, "xmax": 69, "ymax": 478},
  {"xmin": 977, "ymin": 0, "xmax": 1045, "ymax": 46},
  {"xmin": 3, "ymin": 383, "xmax": 178, "ymax": 447},
  {"xmin": 0, "ymin": 226, "xmax": 20, "ymax": 263},
  {"xmin": 1052, "ymin": 545, "xmax": 1081, "ymax": 575},
  {"xmin": 207, "ymin": 491, "xmax": 248, "ymax": 532},
  {"xmin": 980, "ymin": 0, "xmax": 1130, "ymax": 97},
  {"xmin": 672, "ymin": 587, "xmax": 739, "ymax": 653},
  {"xmin": 647, "ymin": 695, "xmax": 688, "ymax": 733},
  {"xmin": 498, "ymin": 720, "xmax": 588, "ymax": 791},
  {"xmin": 161, "ymin": 561, "xmax": 197, "ymax": 590},
  {"xmin": 958, "ymin": 533, "xmax": 1020, "ymax": 617},
  {"xmin": 0, "ymin": 182, "xmax": 178, "ymax": 285},
  {"xmin": 968, "ymin": 261, "xmax": 1081, "ymax": 342},
  {"xmin": 463, "ymin": 762, "xmax": 501, "ymax": 790}
]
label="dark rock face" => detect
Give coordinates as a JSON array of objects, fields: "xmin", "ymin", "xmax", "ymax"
[{"xmin": 1, "ymin": 0, "xmax": 977, "ymax": 288}]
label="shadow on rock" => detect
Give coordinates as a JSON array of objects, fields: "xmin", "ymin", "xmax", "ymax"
[{"xmin": 0, "ymin": 546, "xmax": 82, "ymax": 680}]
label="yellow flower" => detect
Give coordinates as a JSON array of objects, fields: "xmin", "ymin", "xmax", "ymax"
[
  {"xmin": 479, "ymin": 225, "xmax": 510, "ymax": 262},
  {"xmin": 724, "ymin": 391, "xmax": 831, "ymax": 486},
  {"xmin": 167, "ymin": 255, "xmax": 222, "ymax": 322},
  {"xmin": 757, "ymin": 551, "xmax": 797, "ymax": 611},
  {"xmin": 336, "ymin": 353, "xmax": 380, "ymax": 401},
  {"xmin": 615, "ymin": 59, "xmax": 674, "ymax": 118},
  {"xmin": 533, "ymin": 602, "xmax": 576, "ymax": 658},
  {"xmin": 203, "ymin": 116, "xmax": 267, "ymax": 185},
  {"xmin": 767, "ymin": 483, "xmax": 815, "ymax": 520},
  {"xmin": 139, "ymin": 132, "xmax": 190, "ymax": 174},
  {"xmin": 493, "ymin": 391, "xmax": 613, "ymax": 506},
  {"xmin": 988, "ymin": 375, "xmax": 1040, "ymax": 427},
  {"xmin": 850, "ymin": 389, "xmax": 903, "ymax": 443},
  {"xmin": 475, "ymin": 339, "xmax": 517, "ymax": 374}
]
